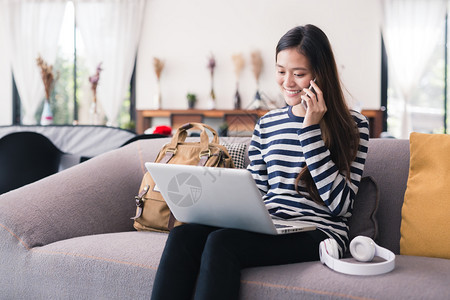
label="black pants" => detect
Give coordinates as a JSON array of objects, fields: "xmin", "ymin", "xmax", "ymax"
[{"xmin": 151, "ymin": 223, "xmax": 327, "ymax": 300}]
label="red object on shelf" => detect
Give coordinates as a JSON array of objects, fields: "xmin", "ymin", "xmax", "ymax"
[{"xmin": 152, "ymin": 125, "xmax": 172, "ymax": 136}]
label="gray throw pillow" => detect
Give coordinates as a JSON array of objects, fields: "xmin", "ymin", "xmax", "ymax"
[{"xmin": 348, "ymin": 176, "xmax": 379, "ymax": 241}]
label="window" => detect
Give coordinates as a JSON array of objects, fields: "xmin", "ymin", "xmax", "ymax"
[
  {"xmin": 13, "ymin": 1, "xmax": 134, "ymax": 129},
  {"xmin": 385, "ymin": 11, "xmax": 448, "ymax": 137}
]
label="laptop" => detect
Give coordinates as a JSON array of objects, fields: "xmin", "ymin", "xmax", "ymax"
[{"xmin": 145, "ymin": 162, "xmax": 316, "ymax": 235}]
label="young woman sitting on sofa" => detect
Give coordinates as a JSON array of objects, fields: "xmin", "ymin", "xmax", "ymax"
[{"xmin": 151, "ymin": 24, "xmax": 370, "ymax": 300}]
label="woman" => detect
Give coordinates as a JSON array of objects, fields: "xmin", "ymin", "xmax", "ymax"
[{"xmin": 151, "ymin": 24, "xmax": 369, "ymax": 300}]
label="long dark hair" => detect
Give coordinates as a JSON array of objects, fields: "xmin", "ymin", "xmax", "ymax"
[{"xmin": 276, "ymin": 24, "xmax": 360, "ymax": 205}]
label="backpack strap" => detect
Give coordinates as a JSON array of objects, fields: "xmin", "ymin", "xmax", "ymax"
[
  {"xmin": 131, "ymin": 184, "xmax": 150, "ymax": 220},
  {"xmin": 197, "ymin": 149, "xmax": 210, "ymax": 166},
  {"xmin": 159, "ymin": 149, "xmax": 175, "ymax": 164}
]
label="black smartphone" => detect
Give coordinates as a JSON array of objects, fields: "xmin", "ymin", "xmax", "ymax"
[{"xmin": 301, "ymin": 78, "xmax": 316, "ymax": 109}]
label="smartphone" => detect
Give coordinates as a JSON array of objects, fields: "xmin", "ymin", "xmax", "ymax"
[{"xmin": 301, "ymin": 78, "xmax": 317, "ymax": 109}]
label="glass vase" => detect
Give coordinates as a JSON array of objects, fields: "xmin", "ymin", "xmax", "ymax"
[
  {"xmin": 154, "ymin": 80, "xmax": 162, "ymax": 109},
  {"xmin": 249, "ymin": 90, "xmax": 263, "ymax": 109},
  {"xmin": 234, "ymin": 88, "xmax": 241, "ymax": 109},
  {"xmin": 207, "ymin": 87, "xmax": 216, "ymax": 110}
]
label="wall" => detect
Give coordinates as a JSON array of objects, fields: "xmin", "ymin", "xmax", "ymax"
[
  {"xmin": 0, "ymin": 0, "xmax": 382, "ymax": 126},
  {"xmin": 136, "ymin": 0, "xmax": 382, "ymax": 112}
]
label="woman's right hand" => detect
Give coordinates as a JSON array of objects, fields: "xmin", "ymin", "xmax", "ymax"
[{"xmin": 301, "ymin": 80, "xmax": 327, "ymax": 127}]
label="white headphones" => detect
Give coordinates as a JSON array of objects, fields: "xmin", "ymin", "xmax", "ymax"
[{"xmin": 319, "ymin": 236, "xmax": 395, "ymax": 276}]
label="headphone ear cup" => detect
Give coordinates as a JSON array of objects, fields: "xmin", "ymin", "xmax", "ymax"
[
  {"xmin": 322, "ymin": 238, "xmax": 340, "ymax": 259},
  {"xmin": 350, "ymin": 236, "xmax": 376, "ymax": 262}
]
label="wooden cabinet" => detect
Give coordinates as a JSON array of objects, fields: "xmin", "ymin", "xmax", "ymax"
[
  {"xmin": 361, "ymin": 109, "xmax": 384, "ymax": 138},
  {"xmin": 136, "ymin": 109, "xmax": 384, "ymax": 138}
]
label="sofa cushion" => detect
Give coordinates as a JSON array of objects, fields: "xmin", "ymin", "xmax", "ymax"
[
  {"xmin": 240, "ymin": 255, "xmax": 450, "ymax": 299},
  {"xmin": 348, "ymin": 176, "xmax": 379, "ymax": 241},
  {"xmin": 3, "ymin": 231, "xmax": 167, "ymax": 299},
  {"xmin": 400, "ymin": 132, "xmax": 450, "ymax": 259}
]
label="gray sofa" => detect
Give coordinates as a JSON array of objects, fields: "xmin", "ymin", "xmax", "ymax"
[
  {"xmin": 1, "ymin": 137, "xmax": 449, "ymax": 299},
  {"xmin": 0, "ymin": 125, "xmax": 137, "ymax": 158}
]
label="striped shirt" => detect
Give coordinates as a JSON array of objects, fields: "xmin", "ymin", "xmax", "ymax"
[{"xmin": 247, "ymin": 106, "xmax": 369, "ymax": 256}]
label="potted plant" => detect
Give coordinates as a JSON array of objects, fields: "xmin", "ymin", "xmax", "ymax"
[
  {"xmin": 187, "ymin": 93, "xmax": 197, "ymax": 109},
  {"xmin": 218, "ymin": 122, "xmax": 228, "ymax": 136}
]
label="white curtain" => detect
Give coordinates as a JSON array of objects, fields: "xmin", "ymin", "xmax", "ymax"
[
  {"xmin": 74, "ymin": 0, "xmax": 146, "ymax": 126},
  {"xmin": 382, "ymin": 0, "xmax": 447, "ymax": 138},
  {"xmin": 0, "ymin": 1, "xmax": 12, "ymax": 125},
  {"xmin": 2, "ymin": 0, "xmax": 66, "ymax": 124}
]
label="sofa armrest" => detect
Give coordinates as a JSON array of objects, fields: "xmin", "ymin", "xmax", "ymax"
[{"xmin": 0, "ymin": 138, "xmax": 171, "ymax": 249}]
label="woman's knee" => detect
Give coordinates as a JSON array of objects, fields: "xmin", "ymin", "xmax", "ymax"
[
  {"xmin": 202, "ymin": 229, "xmax": 242, "ymax": 261},
  {"xmin": 165, "ymin": 224, "xmax": 196, "ymax": 247},
  {"xmin": 166, "ymin": 224, "xmax": 217, "ymax": 250},
  {"xmin": 171, "ymin": 223, "xmax": 204, "ymax": 235},
  {"xmin": 169, "ymin": 224, "xmax": 210, "ymax": 240}
]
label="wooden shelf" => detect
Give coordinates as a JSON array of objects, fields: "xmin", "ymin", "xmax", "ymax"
[
  {"xmin": 136, "ymin": 109, "xmax": 268, "ymax": 134},
  {"xmin": 136, "ymin": 109, "xmax": 384, "ymax": 138}
]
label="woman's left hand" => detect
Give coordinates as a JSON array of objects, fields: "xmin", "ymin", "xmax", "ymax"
[{"xmin": 301, "ymin": 80, "xmax": 327, "ymax": 127}]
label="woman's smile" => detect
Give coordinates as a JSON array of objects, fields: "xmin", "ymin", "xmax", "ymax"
[{"xmin": 284, "ymin": 89, "xmax": 302, "ymax": 95}]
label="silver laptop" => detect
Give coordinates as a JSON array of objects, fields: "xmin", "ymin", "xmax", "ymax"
[{"xmin": 145, "ymin": 162, "xmax": 316, "ymax": 235}]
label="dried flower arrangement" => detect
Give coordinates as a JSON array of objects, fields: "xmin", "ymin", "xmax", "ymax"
[
  {"xmin": 207, "ymin": 53, "xmax": 217, "ymax": 109},
  {"xmin": 249, "ymin": 50, "xmax": 265, "ymax": 109},
  {"xmin": 153, "ymin": 57, "xmax": 164, "ymax": 80},
  {"xmin": 36, "ymin": 55, "xmax": 56, "ymax": 101},
  {"xmin": 232, "ymin": 53, "xmax": 245, "ymax": 109},
  {"xmin": 207, "ymin": 53, "xmax": 216, "ymax": 77},
  {"xmin": 89, "ymin": 63, "xmax": 103, "ymax": 104},
  {"xmin": 250, "ymin": 50, "xmax": 263, "ymax": 85},
  {"xmin": 232, "ymin": 53, "xmax": 245, "ymax": 80},
  {"xmin": 153, "ymin": 57, "xmax": 164, "ymax": 109}
]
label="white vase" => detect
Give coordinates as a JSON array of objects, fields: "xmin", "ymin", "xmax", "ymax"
[
  {"xmin": 89, "ymin": 102, "xmax": 100, "ymax": 125},
  {"xmin": 40, "ymin": 100, "xmax": 53, "ymax": 125}
]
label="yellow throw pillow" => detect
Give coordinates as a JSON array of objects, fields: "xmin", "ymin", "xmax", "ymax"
[{"xmin": 400, "ymin": 132, "xmax": 450, "ymax": 259}]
